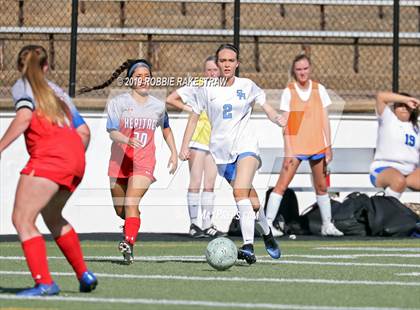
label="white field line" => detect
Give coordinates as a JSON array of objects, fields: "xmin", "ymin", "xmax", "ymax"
[
  {"xmin": 395, "ymin": 272, "xmax": 420, "ymax": 277},
  {"xmin": 0, "ymin": 294, "xmax": 417, "ymax": 310},
  {"xmin": 1, "ymin": 255, "xmax": 420, "ymax": 268},
  {"xmin": 316, "ymin": 247, "xmax": 420, "ymax": 252},
  {"xmin": 1, "ymin": 270, "xmax": 420, "ymax": 287},
  {"xmin": 283, "ymin": 254, "xmax": 420, "ymax": 259}
]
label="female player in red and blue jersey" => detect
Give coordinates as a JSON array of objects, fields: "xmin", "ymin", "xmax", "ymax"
[
  {"xmin": 79, "ymin": 59, "xmax": 177, "ymax": 264},
  {"xmin": 0, "ymin": 45, "xmax": 97, "ymax": 296}
]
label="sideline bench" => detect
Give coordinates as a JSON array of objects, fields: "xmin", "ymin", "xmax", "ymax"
[{"xmin": 259, "ymin": 147, "xmax": 416, "ymax": 193}]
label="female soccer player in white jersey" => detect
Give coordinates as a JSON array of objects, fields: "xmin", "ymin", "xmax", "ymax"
[
  {"xmin": 265, "ymin": 53, "xmax": 343, "ymax": 237},
  {"xmin": 179, "ymin": 44, "xmax": 285, "ymax": 264},
  {"xmin": 370, "ymin": 91, "xmax": 419, "ymax": 198},
  {"xmin": 79, "ymin": 59, "xmax": 178, "ymax": 264},
  {"xmin": 167, "ymin": 56, "xmax": 224, "ymax": 238}
]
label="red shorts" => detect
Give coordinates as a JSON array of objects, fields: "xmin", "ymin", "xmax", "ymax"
[
  {"xmin": 108, "ymin": 156, "xmax": 156, "ymax": 183},
  {"xmin": 21, "ymin": 158, "xmax": 85, "ymax": 193}
]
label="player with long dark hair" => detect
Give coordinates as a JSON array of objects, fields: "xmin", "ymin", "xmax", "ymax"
[{"xmin": 80, "ymin": 59, "xmax": 177, "ymax": 264}]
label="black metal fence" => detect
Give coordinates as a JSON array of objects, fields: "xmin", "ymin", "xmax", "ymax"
[{"xmin": 1, "ymin": 0, "xmax": 419, "ymax": 102}]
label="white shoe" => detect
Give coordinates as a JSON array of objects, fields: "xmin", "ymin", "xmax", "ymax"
[
  {"xmin": 269, "ymin": 223, "xmax": 284, "ymax": 237},
  {"xmin": 321, "ymin": 223, "xmax": 344, "ymax": 237}
]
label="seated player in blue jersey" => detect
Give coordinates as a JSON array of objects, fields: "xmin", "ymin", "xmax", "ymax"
[{"xmin": 370, "ymin": 91, "xmax": 419, "ymax": 199}]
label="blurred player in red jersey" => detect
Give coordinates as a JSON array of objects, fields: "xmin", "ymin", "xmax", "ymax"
[
  {"xmin": 79, "ymin": 59, "xmax": 177, "ymax": 264},
  {"xmin": 0, "ymin": 45, "xmax": 97, "ymax": 296}
]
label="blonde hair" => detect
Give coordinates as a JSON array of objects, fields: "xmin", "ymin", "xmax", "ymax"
[{"xmin": 17, "ymin": 45, "xmax": 70, "ymax": 126}]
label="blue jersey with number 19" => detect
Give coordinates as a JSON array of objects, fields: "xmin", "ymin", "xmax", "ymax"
[{"xmin": 192, "ymin": 77, "xmax": 266, "ymax": 164}]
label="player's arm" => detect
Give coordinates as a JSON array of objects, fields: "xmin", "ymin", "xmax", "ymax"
[
  {"xmin": 108, "ymin": 130, "xmax": 141, "ymax": 148},
  {"xmin": 76, "ymin": 124, "xmax": 90, "ymax": 150},
  {"xmin": 0, "ymin": 108, "xmax": 32, "ymax": 156},
  {"xmin": 376, "ymin": 92, "xmax": 420, "ymax": 115},
  {"xmin": 253, "ymin": 83, "xmax": 286, "ymax": 127},
  {"xmin": 161, "ymin": 112, "xmax": 178, "ymax": 174},
  {"xmin": 318, "ymin": 85, "xmax": 333, "ymax": 163},
  {"xmin": 1, "ymin": 79, "xmax": 34, "ymax": 156},
  {"xmin": 69, "ymin": 107, "xmax": 90, "ymax": 150},
  {"xmin": 106, "ymin": 97, "xmax": 141, "ymax": 148},
  {"xmin": 322, "ymin": 107, "xmax": 333, "ymax": 163},
  {"xmin": 283, "ymin": 124, "xmax": 293, "ymax": 159},
  {"xmin": 261, "ymin": 103, "xmax": 287, "ymax": 127},
  {"xmin": 179, "ymin": 112, "xmax": 199, "ymax": 161},
  {"xmin": 166, "ymin": 89, "xmax": 193, "ymax": 113}
]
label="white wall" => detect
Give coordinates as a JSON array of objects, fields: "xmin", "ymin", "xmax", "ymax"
[{"xmin": 1, "ymin": 112, "xmax": 418, "ymax": 235}]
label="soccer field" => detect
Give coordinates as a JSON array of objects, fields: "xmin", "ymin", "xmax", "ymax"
[{"xmin": 0, "ymin": 238, "xmax": 419, "ymax": 310}]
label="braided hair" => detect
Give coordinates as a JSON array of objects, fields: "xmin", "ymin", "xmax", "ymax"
[{"xmin": 78, "ymin": 59, "xmax": 152, "ymax": 94}]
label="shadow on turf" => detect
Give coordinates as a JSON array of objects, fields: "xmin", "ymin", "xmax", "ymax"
[
  {"xmin": 85, "ymin": 258, "xmax": 205, "ymax": 265},
  {"xmin": 0, "ymin": 286, "xmax": 25, "ymax": 294},
  {"xmin": 85, "ymin": 258, "xmax": 130, "ymax": 265}
]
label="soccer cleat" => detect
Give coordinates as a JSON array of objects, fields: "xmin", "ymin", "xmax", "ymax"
[
  {"xmin": 16, "ymin": 282, "xmax": 60, "ymax": 296},
  {"xmin": 79, "ymin": 270, "xmax": 98, "ymax": 293},
  {"xmin": 237, "ymin": 244, "xmax": 256, "ymax": 265},
  {"xmin": 321, "ymin": 223, "xmax": 344, "ymax": 236},
  {"xmin": 263, "ymin": 228, "xmax": 281, "ymax": 259},
  {"xmin": 203, "ymin": 225, "xmax": 227, "ymax": 238},
  {"xmin": 268, "ymin": 223, "xmax": 284, "ymax": 237},
  {"xmin": 118, "ymin": 240, "xmax": 134, "ymax": 264},
  {"xmin": 189, "ymin": 224, "xmax": 206, "ymax": 238}
]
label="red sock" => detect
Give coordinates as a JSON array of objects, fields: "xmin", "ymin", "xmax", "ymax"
[
  {"xmin": 124, "ymin": 217, "xmax": 141, "ymax": 245},
  {"xmin": 55, "ymin": 228, "xmax": 87, "ymax": 280},
  {"xmin": 21, "ymin": 236, "xmax": 53, "ymax": 285}
]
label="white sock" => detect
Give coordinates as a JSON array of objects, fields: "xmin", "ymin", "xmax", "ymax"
[
  {"xmin": 266, "ymin": 191, "xmax": 283, "ymax": 224},
  {"xmin": 237, "ymin": 199, "xmax": 255, "ymax": 245},
  {"xmin": 256, "ymin": 207, "xmax": 270, "ymax": 236},
  {"xmin": 317, "ymin": 193, "xmax": 332, "ymax": 225},
  {"xmin": 385, "ymin": 187, "xmax": 402, "ymax": 199},
  {"xmin": 187, "ymin": 192, "xmax": 200, "ymax": 226},
  {"xmin": 201, "ymin": 191, "xmax": 215, "ymax": 229}
]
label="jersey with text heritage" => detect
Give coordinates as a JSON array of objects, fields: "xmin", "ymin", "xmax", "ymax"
[{"xmin": 106, "ymin": 93, "xmax": 169, "ymax": 163}]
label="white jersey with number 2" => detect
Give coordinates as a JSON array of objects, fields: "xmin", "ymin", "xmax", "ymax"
[{"xmin": 192, "ymin": 77, "xmax": 266, "ymax": 164}]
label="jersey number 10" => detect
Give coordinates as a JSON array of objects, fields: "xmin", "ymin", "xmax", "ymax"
[{"xmin": 134, "ymin": 132, "xmax": 148, "ymax": 147}]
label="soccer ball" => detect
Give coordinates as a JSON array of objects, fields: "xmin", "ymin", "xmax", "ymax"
[{"xmin": 205, "ymin": 237, "xmax": 237, "ymax": 271}]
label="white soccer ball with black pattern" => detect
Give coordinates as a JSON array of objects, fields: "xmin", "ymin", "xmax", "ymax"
[{"xmin": 205, "ymin": 237, "xmax": 237, "ymax": 271}]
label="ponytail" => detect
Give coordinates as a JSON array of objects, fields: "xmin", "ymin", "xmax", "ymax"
[{"xmin": 18, "ymin": 45, "xmax": 70, "ymax": 126}]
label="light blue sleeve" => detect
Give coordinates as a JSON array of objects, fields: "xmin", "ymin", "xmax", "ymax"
[
  {"xmin": 106, "ymin": 97, "xmax": 121, "ymax": 132},
  {"xmin": 48, "ymin": 81, "xmax": 86, "ymax": 129}
]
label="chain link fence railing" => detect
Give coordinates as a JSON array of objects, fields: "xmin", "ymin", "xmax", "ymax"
[{"xmin": 1, "ymin": 0, "xmax": 419, "ymax": 105}]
